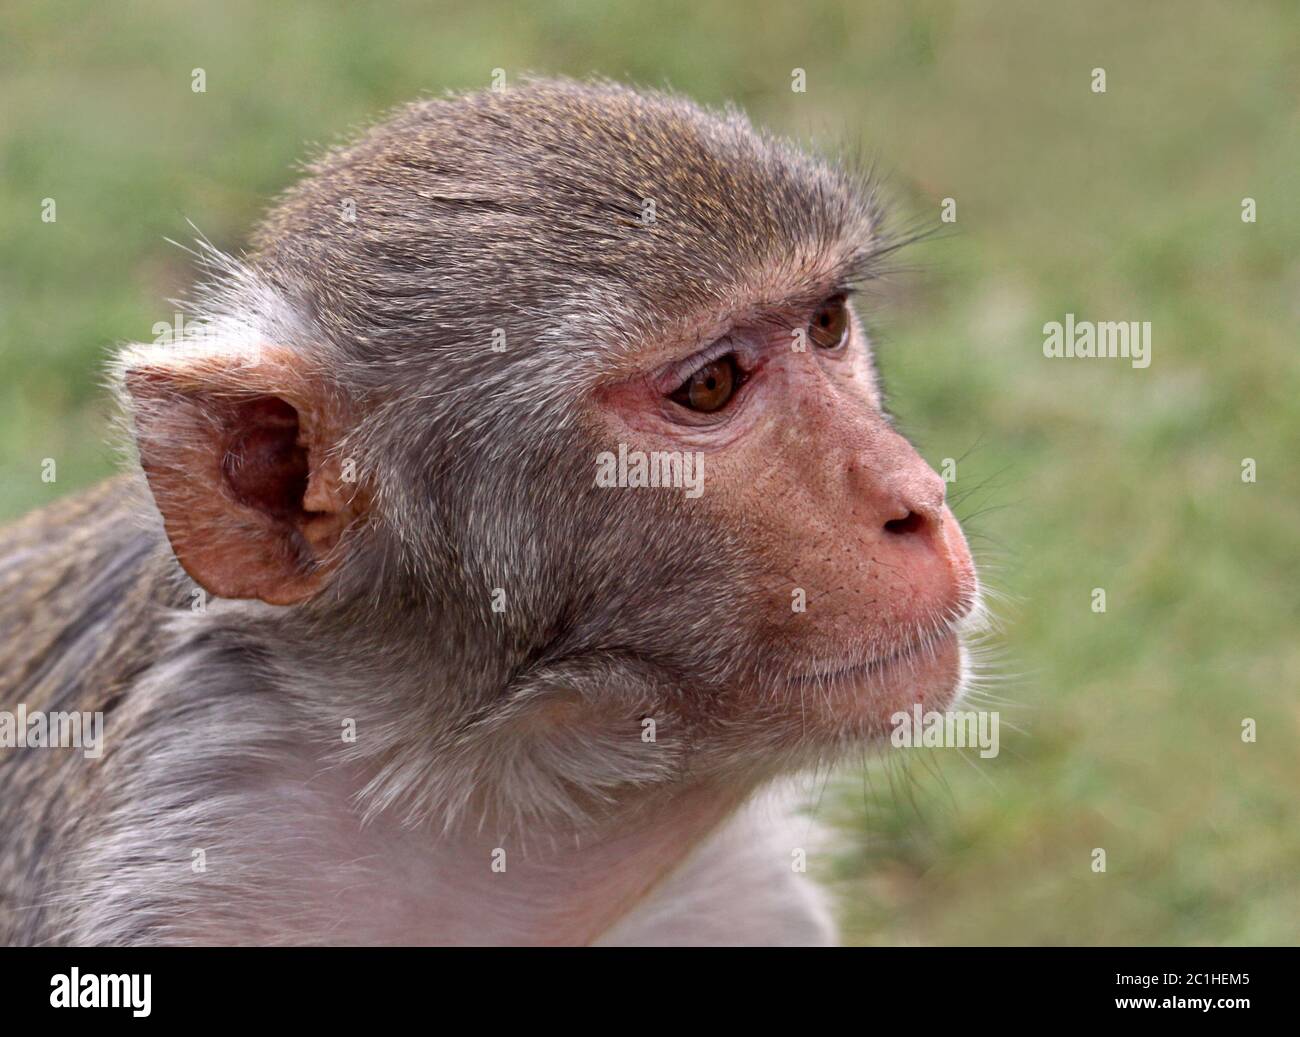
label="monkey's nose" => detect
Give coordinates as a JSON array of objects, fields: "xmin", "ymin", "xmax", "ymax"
[
  {"xmin": 880, "ymin": 498, "xmax": 977, "ymax": 622},
  {"xmin": 883, "ymin": 509, "xmax": 927, "ymax": 537},
  {"xmin": 878, "ymin": 466, "xmax": 947, "ymax": 540}
]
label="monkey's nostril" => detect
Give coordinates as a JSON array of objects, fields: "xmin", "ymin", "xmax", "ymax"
[{"xmin": 883, "ymin": 510, "xmax": 925, "ymax": 536}]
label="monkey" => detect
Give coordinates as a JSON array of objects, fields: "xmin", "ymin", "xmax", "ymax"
[{"xmin": 0, "ymin": 77, "xmax": 980, "ymax": 946}]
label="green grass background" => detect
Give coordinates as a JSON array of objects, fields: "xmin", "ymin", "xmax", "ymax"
[{"xmin": 2, "ymin": 1, "xmax": 1296, "ymax": 944}]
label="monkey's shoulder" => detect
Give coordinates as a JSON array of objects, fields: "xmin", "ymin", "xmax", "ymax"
[{"xmin": 0, "ymin": 474, "xmax": 183, "ymax": 716}]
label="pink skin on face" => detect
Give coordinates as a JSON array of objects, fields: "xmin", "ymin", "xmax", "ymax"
[{"xmin": 598, "ymin": 298, "xmax": 977, "ymax": 736}]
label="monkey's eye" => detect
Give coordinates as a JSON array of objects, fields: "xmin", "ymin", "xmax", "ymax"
[
  {"xmin": 670, "ymin": 354, "xmax": 744, "ymax": 413},
  {"xmin": 808, "ymin": 295, "xmax": 850, "ymax": 350}
]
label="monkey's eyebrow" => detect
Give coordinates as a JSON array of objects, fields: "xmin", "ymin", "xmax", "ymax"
[
  {"xmin": 612, "ymin": 240, "xmax": 899, "ymax": 378},
  {"xmin": 741, "ymin": 279, "xmax": 859, "ymax": 333},
  {"xmin": 758, "ymin": 236, "xmax": 903, "ymax": 322},
  {"xmin": 654, "ymin": 278, "xmax": 854, "ymax": 371}
]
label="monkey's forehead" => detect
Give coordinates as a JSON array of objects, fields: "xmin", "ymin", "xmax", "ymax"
[{"xmin": 249, "ymin": 78, "xmax": 883, "ymax": 357}]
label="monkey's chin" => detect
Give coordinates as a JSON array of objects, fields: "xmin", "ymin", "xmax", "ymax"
[{"xmin": 789, "ymin": 631, "xmax": 966, "ymax": 743}]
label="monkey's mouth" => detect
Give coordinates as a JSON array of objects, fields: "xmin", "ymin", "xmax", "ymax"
[
  {"xmin": 788, "ymin": 626, "xmax": 959, "ymax": 687},
  {"xmin": 780, "ymin": 629, "xmax": 967, "ymax": 734}
]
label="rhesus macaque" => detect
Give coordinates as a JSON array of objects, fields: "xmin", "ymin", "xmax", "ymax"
[{"xmin": 0, "ymin": 78, "xmax": 979, "ymax": 946}]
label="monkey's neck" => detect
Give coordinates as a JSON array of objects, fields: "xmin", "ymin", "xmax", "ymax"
[
  {"xmin": 263, "ymin": 759, "xmax": 752, "ymax": 946},
  {"xmin": 464, "ymin": 783, "xmax": 752, "ymax": 946},
  {"xmin": 180, "ymin": 611, "xmax": 756, "ymax": 944}
]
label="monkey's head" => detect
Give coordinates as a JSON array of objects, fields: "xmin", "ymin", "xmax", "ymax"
[{"xmin": 117, "ymin": 79, "xmax": 980, "ymax": 825}]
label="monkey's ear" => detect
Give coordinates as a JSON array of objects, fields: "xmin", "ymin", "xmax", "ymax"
[{"xmin": 120, "ymin": 342, "xmax": 358, "ymax": 605}]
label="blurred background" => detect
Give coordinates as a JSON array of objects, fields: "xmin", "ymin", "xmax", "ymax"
[{"xmin": 2, "ymin": 1, "xmax": 1297, "ymax": 943}]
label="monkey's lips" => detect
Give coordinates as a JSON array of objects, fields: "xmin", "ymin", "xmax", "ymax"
[{"xmin": 784, "ymin": 629, "xmax": 965, "ymax": 733}]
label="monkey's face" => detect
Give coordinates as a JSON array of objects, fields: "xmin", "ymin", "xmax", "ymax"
[
  {"xmin": 122, "ymin": 81, "xmax": 985, "ymax": 817},
  {"xmin": 594, "ymin": 293, "xmax": 979, "ymax": 752}
]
